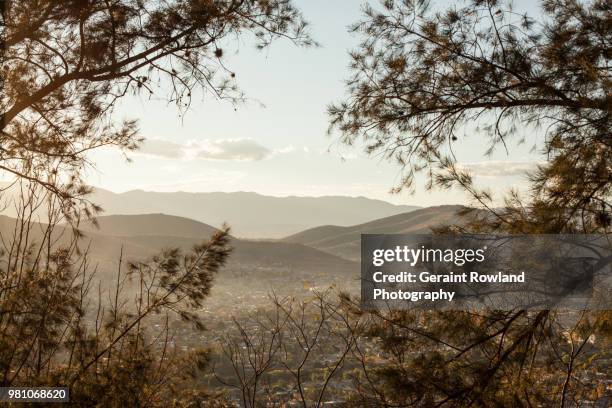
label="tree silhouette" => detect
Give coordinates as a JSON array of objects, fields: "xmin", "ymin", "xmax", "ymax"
[
  {"xmin": 329, "ymin": 0, "xmax": 610, "ymax": 405},
  {"xmin": 1, "ymin": 0, "xmax": 313, "ymax": 219},
  {"xmin": 329, "ymin": 0, "xmax": 609, "ymax": 233},
  {"xmin": 0, "ymin": 1, "xmax": 312, "ymax": 404}
]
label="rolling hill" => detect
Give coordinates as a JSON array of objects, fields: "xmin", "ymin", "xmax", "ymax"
[
  {"xmin": 0, "ymin": 212, "xmax": 362, "ymax": 315},
  {"xmin": 284, "ymin": 205, "xmax": 467, "ymax": 261},
  {"xmin": 0, "ymin": 207, "xmax": 470, "ymax": 306},
  {"xmin": 79, "ymin": 213, "xmax": 223, "ymax": 238},
  {"xmin": 0, "ymin": 213, "xmax": 358, "ymax": 279}
]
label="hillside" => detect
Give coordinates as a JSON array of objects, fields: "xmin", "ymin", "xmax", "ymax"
[
  {"xmin": 284, "ymin": 205, "xmax": 467, "ymax": 260},
  {"xmin": 80, "ymin": 213, "xmax": 222, "ymax": 238},
  {"xmin": 0, "ymin": 213, "xmax": 357, "ymax": 280}
]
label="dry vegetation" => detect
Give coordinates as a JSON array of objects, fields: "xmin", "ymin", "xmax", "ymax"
[{"xmin": 0, "ymin": 0, "xmax": 610, "ymax": 406}]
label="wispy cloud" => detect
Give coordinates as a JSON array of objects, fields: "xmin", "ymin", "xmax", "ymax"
[
  {"xmin": 195, "ymin": 139, "xmax": 271, "ymax": 161},
  {"xmin": 457, "ymin": 160, "xmax": 543, "ymax": 177},
  {"xmin": 137, "ymin": 138, "xmax": 282, "ymax": 162},
  {"xmin": 138, "ymin": 139, "xmax": 185, "ymax": 159}
]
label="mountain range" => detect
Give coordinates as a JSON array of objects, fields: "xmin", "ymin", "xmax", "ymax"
[
  {"xmin": 0, "ymin": 205, "xmax": 467, "ymax": 304},
  {"xmin": 1, "ymin": 205, "xmax": 466, "ymax": 267},
  {"xmin": 76, "ymin": 205, "xmax": 467, "ymax": 267},
  {"xmin": 75, "ymin": 213, "xmax": 358, "ymax": 276},
  {"xmin": 87, "ymin": 188, "xmax": 420, "ymax": 238},
  {"xmin": 0, "ymin": 183, "xmax": 422, "ymax": 238}
]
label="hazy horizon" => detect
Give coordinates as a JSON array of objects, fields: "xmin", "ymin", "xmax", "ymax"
[
  {"xmin": 0, "ymin": 182, "xmax": 430, "ymax": 238},
  {"xmin": 91, "ymin": 184, "xmax": 448, "ymax": 205}
]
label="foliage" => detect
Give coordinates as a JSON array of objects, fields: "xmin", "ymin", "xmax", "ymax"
[
  {"xmin": 1, "ymin": 0, "xmax": 313, "ymax": 219},
  {"xmin": 0, "ymin": 182, "xmax": 233, "ymax": 406},
  {"xmin": 1, "ymin": 0, "xmax": 312, "ymax": 404},
  {"xmin": 329, "ymin": 0, "xmax": 611, "ymax": 405},
  {"xmin": 329, "ymin": 0, "xmax": 610, "ymax": 233}
]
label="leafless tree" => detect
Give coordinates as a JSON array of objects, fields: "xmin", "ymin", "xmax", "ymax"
[{"xmin": 214, "ymin": 291, "xmax": 365, "ymax": 407}]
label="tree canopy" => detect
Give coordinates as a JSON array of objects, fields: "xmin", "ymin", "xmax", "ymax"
[
  {"xmin": 330, "ymin": 0, "xmax": 610, "ymax": 233},
  {"xmin": 328, "ymin": 1, "xmax": 611, "ymax": 405},
  {"xmin": 1, "ymin": 0, "xmax": 313, "ymax": 219}
]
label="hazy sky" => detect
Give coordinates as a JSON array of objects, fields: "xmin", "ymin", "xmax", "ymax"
[{"xmin": 87, "ymin": 0, "xmax": 543, "ymax": 206}]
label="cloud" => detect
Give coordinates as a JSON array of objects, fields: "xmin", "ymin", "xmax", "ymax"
[
  {"xmin": 137, "ymin": 138, "xmax": 276, "ymax": 161},
  {"xmin": 457, "ymin": 160, "xmax": 543, "ymax": 177},
  {"xmin": 195, "ymin": 139, "xmax": 271, "ymax": 161},
  {"xmin": 138, "ymin": 139, "xmax": 185, "ymax": 159},
  {"xmin": 272, "ymin": 146, "xmax": 297, "ymax": 155}
]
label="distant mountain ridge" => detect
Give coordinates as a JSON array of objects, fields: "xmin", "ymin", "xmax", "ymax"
[
  {"xmin": 284, "ymin": 205, "xmax": 467, "ymax": 261},
  {"xmin": 88, "ymin": 188, "xmax": 420, "ymax": 238},
  {"xmin": 0, "ymin": 183, "xmax": 420, "ymax": 238}
]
